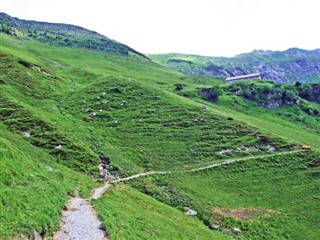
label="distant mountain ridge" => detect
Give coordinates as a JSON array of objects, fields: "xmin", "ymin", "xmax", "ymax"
[
  {"xmin": 0, "ymin": 12, "xmax": 146, "ymax": 58},
  {"xmin": 150, "ymin": 48, "xmax": 320, "ymax": 83}
]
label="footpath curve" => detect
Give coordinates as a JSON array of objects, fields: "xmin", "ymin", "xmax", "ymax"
[{"xmin": 53, "ymin": 149, "xmax": 302, "ymax": 239}]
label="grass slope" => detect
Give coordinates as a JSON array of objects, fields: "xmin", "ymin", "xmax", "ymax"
[
  {"xmin": 0, "ymin": 124, "xmax": 98, "ymax": 239},
  {"xmin": 128, "ymin": 150, "xmax": 320, "ymax": 239},
  {"xmin": 94, "ymin": 185, "xmax": 228, "ymax": 240},
  {"xmin": 62, "ymin": 77, "xmax": 296, "ymax": 176},
  {"xmin": 0, "ymin": 12, "xmax": 146, "ymax": 57}
]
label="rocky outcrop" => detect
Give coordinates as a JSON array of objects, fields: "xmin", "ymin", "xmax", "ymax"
[
  {"xmin": 312, "ymin": 84, "xmax": 320, "ymax": 103},
  {"xmin": 156, "ymin": 48, "xmax": 320, "ymax": 83},
  {"xmin": 203, "ymin": 64, "xmax": 233, "ymax": 78},
  {"xmin": 225, "ymin": 49, "xmax": 320, "ymax": 83}
]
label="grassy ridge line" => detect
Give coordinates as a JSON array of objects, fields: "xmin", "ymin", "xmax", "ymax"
[{"xmin": 111, "ymin": 149, "xmax": 304, "ymax": 183}]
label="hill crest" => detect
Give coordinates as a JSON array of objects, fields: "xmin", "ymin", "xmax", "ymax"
[{"xmin": 0, "ymin": 12, "xmax": 147, "ymax": 58}]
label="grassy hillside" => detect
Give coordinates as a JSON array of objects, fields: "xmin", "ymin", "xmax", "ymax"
[
  {"xmin": 1, "ymin": 30, "xmax": 320, "ymax": 240},
  {"xmin": 0, "ymin": 12, "xmax": 146, "ymax": 57},
  {"xmin": 169, "ymin": 80, "xmax": 320, "ymax": 150},
  {"xmin": 0, "ymin": 123, "xmax": 99, "ymax": 239},
  {"xmin": 94, "ymin": 185, "xmax": 228, "ymax": 240},
  {"xmin": 128, "ymin": 150, "xmax": 320, "ymax": 239}
]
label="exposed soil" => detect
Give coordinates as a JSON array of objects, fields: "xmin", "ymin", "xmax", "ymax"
[{"xmin": 211, "ymin": 207, "xmax": 277, "ymax": 220}]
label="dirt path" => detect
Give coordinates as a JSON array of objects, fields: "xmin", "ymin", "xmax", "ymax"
[
  {"xmin": 111, "ymin": 150, "xmax": 303, "ymax": 183},
  {"xmin": 53, "ymin": 197, "xmax": 107, "ymax": 240},
  {"xmin": 53, "ymin": 149, "xmax": 302, "ymax": 239},
  {"xmin": 91, "ymin": 183, "xmax": 112, "ymax": 200}
]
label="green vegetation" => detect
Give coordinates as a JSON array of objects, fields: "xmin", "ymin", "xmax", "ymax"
[
  {"xmin": 94, "ymin": 185, "xmax": 228, "ymax": 240},
  {"xmin": 0, "ymin": 124, "xmax": 99, "ymax": 239},
  {"xmin": 172, "ymin": 79, "xmax": 320, "ymax": 150},
  {"xmin": 0, "ymin": 12, "xmax": 146, "ymax": 57},
  {"xmin": 224, "ymin": 81, "xmax": 320, "ymax": 108},
  {"xmin": 0, "ymin": 20, "xmax": 319, "ymax": 240},
  {"xmin": 128, "ymin": 151, "xmax": 320, "ymax": 239}
]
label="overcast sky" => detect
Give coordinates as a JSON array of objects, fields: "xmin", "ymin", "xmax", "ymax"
[{"xmin": 0, "ymin": 0, "xmax": 318, "ymax": 57}]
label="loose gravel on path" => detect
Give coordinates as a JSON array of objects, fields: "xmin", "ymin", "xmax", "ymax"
[{"xmin": 53, "ymin": 197, "xmax": 107, "ymax": 240}]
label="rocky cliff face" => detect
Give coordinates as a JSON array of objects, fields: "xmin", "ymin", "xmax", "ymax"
[{"xmin": 217, "ymin": 48, "xmax": 320, "ymax": 83}]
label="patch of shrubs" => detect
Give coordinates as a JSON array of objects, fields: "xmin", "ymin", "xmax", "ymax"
[
  {"xmin": 200, "ymin": 85, "xmax": 222, "ymax": 102},
  {"xmin": 225, "ymin": 82, "xmax": 300, "ymax": 108},
  {"xmin": 174, "ymin": 83, "xmax": 186, "ymax": 91},
  {"xmin": 224, "ymin": 81, "xmax": 320, "ymax": 116}
]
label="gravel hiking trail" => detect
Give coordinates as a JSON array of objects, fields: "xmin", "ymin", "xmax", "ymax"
[
  {"xmin": 53, "ymin": 149, "xmax": 302, "ymax": 239},
  {"xmin": 111, "ymin": 150, "xmax": 303, "ymax": 183},
  {"xmin": 53, "ymin": 197, "xmax": 108, "ymax": 240}
]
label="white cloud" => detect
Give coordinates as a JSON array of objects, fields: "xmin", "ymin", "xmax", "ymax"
[{"xmin": 0, "ymin": 0, "xmax": 319, "ymax": 56}]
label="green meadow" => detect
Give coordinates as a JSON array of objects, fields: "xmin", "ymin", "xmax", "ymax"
[{"xmin": 1, "ymin": 32, "xmax": 319, "ymax": 239}]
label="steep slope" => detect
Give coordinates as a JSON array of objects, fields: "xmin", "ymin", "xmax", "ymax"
[
  {"xmin": 150, "ymin": 48, "xmax": 320, "ymax": 83},
  {"xmin": 94, "ymin": 185, "xmax": 228, "ymax": 240},
  {"xmin": 0, "ymin": 12, "xmax": 146, "ymax": 58},
  {"xmin": 0, "ymin": 123, "xmax": 99, "ymax": 239}
]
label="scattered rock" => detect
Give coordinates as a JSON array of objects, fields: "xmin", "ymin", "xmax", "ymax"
[
  {"xmin": 266, "ymin": 145, "xmax": 276, "ymax": 152},
  {"xmin": 45, "ymin": 166, "xmax": 55, "ymax": 172},
  {"xmin": 184, "ymin": 208, "xmax": 197, "ymax": 216},
  {"xmin": 232, "ymin": 227, "xmax": 242, "ymax": 234},
  {"xmin": 22, "ymin": 131, "xmax": 31, "ymax": 138},
  {"xmin": 33, "ymin": 230, "xmax": 40, "ymax": 240},
  {"xmin": 217, "ymin": 149, "xmax": 232, "ymax": 154},
  {"xmin": 211, "ymin": 224, "xmax": 220, "ymax": 230}
]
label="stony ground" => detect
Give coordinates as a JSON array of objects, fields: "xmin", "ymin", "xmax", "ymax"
[{"xmin": 53, "ymin": 197, "xmax": 107, "ymax": 240}]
